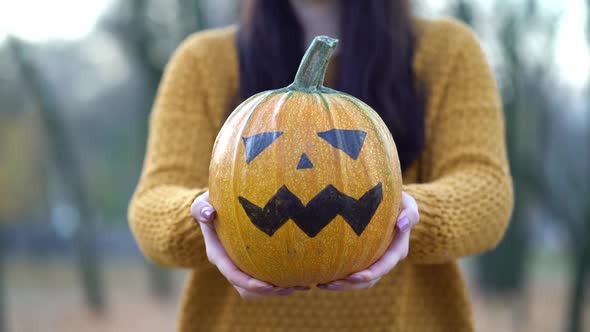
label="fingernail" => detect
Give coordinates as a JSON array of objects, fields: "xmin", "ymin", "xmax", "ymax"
[
  {"xmin": 259, "ymin": 285, "xmax": 274, "ymax": 292},
  {"xmin": 319, "ymin": 284, "xmax": 341, "ymax": 290},
  {"xmin": 294, "ymin": 286, "xmax": 310, "ymax": 291},
  {"xmin": 250, "ymin": 279, "xmax": 272, "ymax": 290},
  {"xmin": 348, "ymin": 275, "xmax": 365, "ymax": 282},
  {"xmin": 397, "ymin": 217, "xmax": 410, "ymax": 232},
  {"xmin": 200, "ymin": 206, "xmax": 215, "ymax": 221},
  {"xmin": 277, "ymin": 288, "xmax": 294, "ymax": 296}
]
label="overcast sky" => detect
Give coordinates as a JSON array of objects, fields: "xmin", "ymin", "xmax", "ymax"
[{"xmin": 0, "ymin": 0, "xmax": 587, "ymax": 90}]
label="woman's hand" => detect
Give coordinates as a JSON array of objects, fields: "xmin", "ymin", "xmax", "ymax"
[
  {"xmin": 317, "ymin": 191, "xmax": 419, "ymax": 291},
  {"xmin": 191, "ymin": 191, "xmax": 308, "ymax": 300}
]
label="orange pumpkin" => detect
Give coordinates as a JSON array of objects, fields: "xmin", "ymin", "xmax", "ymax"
[{"xmin": 209, "ymin": 36, "xmax": 402, "ymax": 287}]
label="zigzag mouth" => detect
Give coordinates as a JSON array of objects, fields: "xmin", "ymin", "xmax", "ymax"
[{"xmin": 238, "ymin": 182, "xmax": 383, "ymax": 238}]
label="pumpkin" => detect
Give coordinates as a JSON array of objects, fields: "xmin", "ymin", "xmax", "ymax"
[{"xmin": 209, "ymin": 36, "xmax": 402, "ymax": 287}]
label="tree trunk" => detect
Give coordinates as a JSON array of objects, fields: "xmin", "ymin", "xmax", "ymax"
[
  {"xmin": 127, "ymin": 0, "xmax": 174, "ymax": 300},
  {"xmin": 568, "ymin": 248, "xmax": 589, "ymax": 332},
  {"xmin": 454, "ymin": 0, "xmax": 474, "ymax": 25},
  {"xmin": 74, "ymin": 223, "xmax": 104, "ymax": 312},
  {"xmin": 146, "ymin": 263, "xmax": 173, "ymax": 300},
  {"xmin": 0, "ymin": 227, "xmax": 5, "ymax": 332},
  {"xmin": 8, "ymin": 38, "xmax": 106, "ymax": 313}
]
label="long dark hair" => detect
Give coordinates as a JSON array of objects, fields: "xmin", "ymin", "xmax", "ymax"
[{"xmin": 237, "ymin": 0, "xmax": 424, "ymax": 170}]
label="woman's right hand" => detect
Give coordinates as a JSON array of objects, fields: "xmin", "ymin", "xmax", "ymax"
[{"xmin": 191, "ymin": 191, "xmax": 307, "ymax": 299}]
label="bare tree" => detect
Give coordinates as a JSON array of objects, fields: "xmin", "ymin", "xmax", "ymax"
[
  {"xmin": 102, "ymin": 0, "xmax": 208, "ymax": 299},
  {"xmin": 105, "ymin": 0, "xmax": 238, "ymax": 299},
  {"xmin": 547, "ymin": 2, "xmax": 590, "ymax": 331},
  {"xmin": 453, "ymin": 1, "xmax": 567, "ymax": 330},
  {"xmin": 453, "ymin": 0, "xmax": 533, "ymax": 297},
  {"xmin": 8, "ymin": 38, "xmax": 106, "ymax": 313},
  {"xmin": 537, "ymin": 2, "xmax": 590, "ymax": 331},
  {"xmin": 0, "ymin": 226, "xmax": 5, "ymax": 332},
  {"xmin": 542, "ymin": 107, "xmax": 590, "ymax": 332}
]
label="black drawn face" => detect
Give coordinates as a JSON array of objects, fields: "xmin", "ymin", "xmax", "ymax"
[{"xmin": 239, "ymin": 129, "xmax": 383, "ymax": 238}]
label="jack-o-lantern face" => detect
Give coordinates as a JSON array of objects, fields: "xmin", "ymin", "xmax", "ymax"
[
  {"xmin": 209, "ymin": 36, "xmax": 402, "ymax": 287},
  {"xmin": 238, "ymin": 127, "xmax": 383, "ymax": 238}
]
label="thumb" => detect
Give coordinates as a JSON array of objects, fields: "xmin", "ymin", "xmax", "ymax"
[{"xmin": 190, "ymin": 191, "xmax": 216, "ymax": 224}]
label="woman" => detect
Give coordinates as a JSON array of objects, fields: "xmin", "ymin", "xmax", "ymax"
[{"xmin": 129, "ymin": 0, "xmax": 514, "ymax": 330}]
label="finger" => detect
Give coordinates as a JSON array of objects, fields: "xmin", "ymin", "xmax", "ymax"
[
  {"xmin": 217, "ymin": 253, "xmax": 271, "ymax": 291},
  {"xmin": 397, "ymin": 192, "xmax": 419, "ymax": 232},
  {"xmin": 234, "ymin": 286, "xmax": 270, "ymax": 300},
  {"xmin": 348, "ymin": 230, "xmax": 410, "ymax": 281},
  {"xmin": 400, "ymin": 192, "xmax": 419, "ymax": 225},
  {"xmin": 234, "ymin": 286, "xmax": 258, "ymax": 300},
  {"xmin": 211, "ymin": 243, "xmax": 273, "ymax": 291},
  {"xmin": 275, "ymin": 288, "xmax": 296, "ymax": 296},
  {"xmin": 318, "ymin": 279, "xmax": 380, "ymax": 291},
  {"xmin": 191, "ymin": 191, "xmax": 216, "ymax": 223},
  {"xmin": 197, "ymin": 221, "xmax": 273, "ymax": 292},
  {"xmin": 198, "ymin": 216, "xmax": 223, "ymax": 262},
  {"xmin": 234, "ymin": 286, "xmax": 287, "ymax": 300},
  {"xmin": 234, "ymin": 286, "xmax": 296, "ymax": 299}
]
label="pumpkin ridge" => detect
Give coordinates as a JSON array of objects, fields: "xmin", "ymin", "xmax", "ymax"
[
  {"xmin": 273, "ymin": 92, "xmax": 294, "ymax": 284},
  {"xmin": 316, "ymin": 92, "xmax": 330, "ymax": 112},
  {"xmin": 337, "ymin": 96, "xmax": 371, "ymax": 277},
  {"xmin": 339, "ymin": 94, "xmax": 395, "ymax": 161},
  {"xmin": 242, "ymin": 91, "xmax": 278, "ymax": 134},
  {"xmin": 228, "ymin": 92, "xmax": 276, "ymax": 281},
  {"xmin": 330, "ymin": 94, "xmax": 395, "ymax": 272},
  {"xmin": 285, "ymin": 90, "xmax": 295, "ymax": 101},
  {"xmin": 324, "ymin": 94, "xmax": 348, "ymax": 281},
  {"xmin": 338, "ymin": 96, "xmax": 371, "ymax": 272}
]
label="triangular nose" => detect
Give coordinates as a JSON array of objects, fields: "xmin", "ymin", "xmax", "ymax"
[{"xmin": 296, "ymin": 153, "xmax": 314, "ymax": 169}]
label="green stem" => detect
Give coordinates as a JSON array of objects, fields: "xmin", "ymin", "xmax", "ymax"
[{"xmin": 290, "ymin": 36, "xmax": 338, "ymax": 91}]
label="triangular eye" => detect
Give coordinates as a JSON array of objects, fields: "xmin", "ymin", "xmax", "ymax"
[
  {"xmin": 317, "ymin": 129, "xmax": 367, "ymax": 160},
  {"xmin": 242, "ymin": 132, "xmax": 284, "ymax": 164},
  {"xmin": 296, "ymin": 153, "xmax": 314, "ymax": 169}
]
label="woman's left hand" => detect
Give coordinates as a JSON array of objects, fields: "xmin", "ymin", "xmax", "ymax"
[{"xmin": 317, "ymin": 191, "xmax": 419, "ymax": 291}]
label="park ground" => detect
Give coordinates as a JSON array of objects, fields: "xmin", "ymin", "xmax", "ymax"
[{"xmin": 5, "ymin": 256, "xmax": 589, "ymax": 332}]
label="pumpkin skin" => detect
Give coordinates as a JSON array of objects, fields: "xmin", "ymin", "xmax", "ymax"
[{"xmin": 209, "ymin": 36, "xmax": 402, "ymax": 287}]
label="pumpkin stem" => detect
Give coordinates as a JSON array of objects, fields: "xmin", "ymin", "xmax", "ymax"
[{"xmin": 290, "ymin": 36, "xmax": 338, "ymax": 91}]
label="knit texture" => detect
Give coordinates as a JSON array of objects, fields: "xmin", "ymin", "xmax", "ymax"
[{"xmin": 129, "ymin": 17, "xmax": 514, "ymax": 332}]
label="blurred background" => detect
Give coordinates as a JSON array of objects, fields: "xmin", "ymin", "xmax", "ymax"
[{"xmin": 0, "ymin": 0, "xmax": 588, "ymax": 331}]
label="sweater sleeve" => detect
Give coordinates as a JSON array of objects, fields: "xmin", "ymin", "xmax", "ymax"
[
  {"xmin": 404, "ymin": 26, "xmax": 514, "ymax": 265},
  {"xmin": 128, "ymin": 35, "xmax": 217, "ymax": 269}
]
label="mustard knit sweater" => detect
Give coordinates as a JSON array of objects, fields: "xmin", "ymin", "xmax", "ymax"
[{"xmin": 129, "ymin": 18, "xmax": 514, "ymax": 332}]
